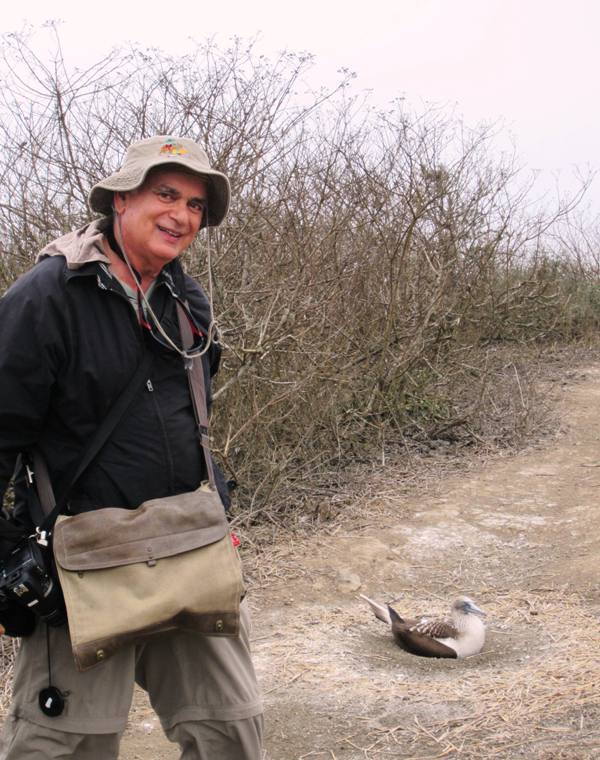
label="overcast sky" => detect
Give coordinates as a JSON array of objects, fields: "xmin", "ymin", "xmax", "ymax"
[{"xmin": 1, "ymin": 0, "xmax": 598, "ymax": 210}]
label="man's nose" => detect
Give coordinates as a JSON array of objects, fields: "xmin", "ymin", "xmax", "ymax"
[{"xmin": 167, "ymin": 200, "xmax": 188, "ymax": 224}]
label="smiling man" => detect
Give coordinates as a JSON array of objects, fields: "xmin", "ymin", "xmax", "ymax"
[
  {"xmin": 107, "ymin": 168, "xmax": 209, "ymax": 288},
  {"xmin": 0, "ymin": 136, "xmax": 263, "ymax": 759}
]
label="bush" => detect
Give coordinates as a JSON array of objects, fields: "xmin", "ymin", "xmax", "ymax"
[{"xmin": 0, "ymin": 29, "xmax": 595, "ymax": 518}]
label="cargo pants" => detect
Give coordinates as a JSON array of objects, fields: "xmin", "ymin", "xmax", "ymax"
[{"xmin": 0, "ymin": 600, "xmax": 263, "ymax": 759}]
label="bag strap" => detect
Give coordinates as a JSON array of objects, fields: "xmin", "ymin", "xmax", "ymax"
[
  {"xmin": 34, "ymin": 351, "xmax": 154, "ymax": 527},
  {"xmin": 175, "ymin": 302, "xmax": 216, "ymax": 489}
]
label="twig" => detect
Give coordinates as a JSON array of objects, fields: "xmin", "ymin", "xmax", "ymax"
[{"xmin": 263, "ymin": 669, "xmax": 308, "ymax": 695}]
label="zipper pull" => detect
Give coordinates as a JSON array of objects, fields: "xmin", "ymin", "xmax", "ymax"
[{"xmin": 146, "ymin": 379, "xmax": 154, "ymax": 392}]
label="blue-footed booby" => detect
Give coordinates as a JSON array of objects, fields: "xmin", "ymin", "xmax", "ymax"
[{"xmin": 360, "ymin": 594, "xmax": 486, "ymax": 658}]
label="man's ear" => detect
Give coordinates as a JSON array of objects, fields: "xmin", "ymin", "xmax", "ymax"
[{"xmin": 113, "ymin": 191, "xmax": 128, "ymax": 214}]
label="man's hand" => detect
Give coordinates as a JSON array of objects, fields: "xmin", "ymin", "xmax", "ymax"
[{"xmin": 0, "ymin": 603, "xmax": 36, "ymax": 637}]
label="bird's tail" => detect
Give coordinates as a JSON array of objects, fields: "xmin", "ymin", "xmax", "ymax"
[
  {"xmin": 387, "ymin": 605, "xmax": 405, "ymax": 624},
  {"xmin": 359, "ymin": 593, "xmax": 392, "ymax": 625}
]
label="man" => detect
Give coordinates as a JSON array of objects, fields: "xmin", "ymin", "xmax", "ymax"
[{"xmin": 0, "ymin": 136, "xmax": 263, "ymax": 759}]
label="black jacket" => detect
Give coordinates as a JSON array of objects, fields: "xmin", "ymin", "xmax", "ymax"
[{"xmin": 0, "ymin": 226, "xmax": 228, "ymax": 526}]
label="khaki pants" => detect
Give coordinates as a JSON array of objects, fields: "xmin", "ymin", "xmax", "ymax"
[{"xmin": 0, "ymin": 601, "xmax": 263, "ymax": 759}]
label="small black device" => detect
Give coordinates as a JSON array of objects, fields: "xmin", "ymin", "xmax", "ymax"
[
  {"xmin": 0, "ymin": 536, "xmax": 66, "ymax": 628},
  {"xmin": 39, "ymin": 686, "xmax": 66, "ymax": 717}
]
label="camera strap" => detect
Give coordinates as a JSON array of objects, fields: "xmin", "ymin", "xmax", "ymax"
[{"xmin": 176, "ymin": 301, "xmax": 217, "ymax": 489}]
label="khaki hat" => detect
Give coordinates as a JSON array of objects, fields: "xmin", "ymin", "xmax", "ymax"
[{"xmin": 88, "ymin": 135, "xmax": 230, "ymax": 227}]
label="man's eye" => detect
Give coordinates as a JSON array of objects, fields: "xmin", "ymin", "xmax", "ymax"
[
  {"xmin": 190, "ymin": 201, "xmax": 206, "ymax": 212},
  {"xmin": 154, "ymin": 189, "xmax": 175, "ymax": 201}
]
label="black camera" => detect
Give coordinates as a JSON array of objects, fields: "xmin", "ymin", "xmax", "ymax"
[{"xmin": 0, "ymin": 536, "xmax": 66, "ymax": 628}]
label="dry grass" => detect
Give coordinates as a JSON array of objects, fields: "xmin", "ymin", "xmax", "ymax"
[
  {"xmin": 355, "ymin": 592, "xmax": 598, "ymax": 758},
  {"xmin": 0, "ymin": 638, "xmax": 18, "ymax": 713},
  {"xmin": 254, "ymin": 590, "xmax": 600, "ymax": 760},
  {"xmin": 246, "ymin": 358, "xmax": 600, "ymax": 758}
]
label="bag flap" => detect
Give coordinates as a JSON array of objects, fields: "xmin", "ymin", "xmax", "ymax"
[{"xmin": 53, "ymin": 484, "xmax": 228, "ymax": 571}]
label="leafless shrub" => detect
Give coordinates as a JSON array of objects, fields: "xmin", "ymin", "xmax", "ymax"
[{"xmin": 0, "ymin": 29, "xmax": 595, "ymax": 520}]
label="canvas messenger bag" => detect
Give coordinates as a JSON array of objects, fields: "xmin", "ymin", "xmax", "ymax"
[{"xmin": 34, "ymin": 304, "xmax": 244, "ymax": 672}]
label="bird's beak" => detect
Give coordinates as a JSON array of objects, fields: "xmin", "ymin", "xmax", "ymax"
[{"xmin": 467, "ymin": 602, "xmax": 486, "ymax": 617}]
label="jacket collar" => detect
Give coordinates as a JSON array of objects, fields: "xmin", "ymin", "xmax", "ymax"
[
  {"xmin": 39, "ymin": 218, "xmax": 186, "ymax": 298},
  {"xmin": 38, "ymin": 219, "xmax": 110, "ymax": 269}
]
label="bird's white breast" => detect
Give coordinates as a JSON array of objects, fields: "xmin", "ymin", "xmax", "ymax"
[{"xmin": 442, "ymin": 616, "xmax": 486, "ymax": 658}]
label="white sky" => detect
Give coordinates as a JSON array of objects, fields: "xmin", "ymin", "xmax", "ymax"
[{"xmin": 1, "ymin": 0, "xmax": 598, "ymax": 210}]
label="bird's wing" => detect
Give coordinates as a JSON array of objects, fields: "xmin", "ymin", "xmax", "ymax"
[
  {"xmin": 412, "ymin": 618, "xmax": 459, "ymax": 639},
  {"xmin": 391, "ymin": 619, "xmax": 458, "ymax": 658},
  {"xmin": 359, "ymin": 594, "xmax": 392, "ymax": 625}
]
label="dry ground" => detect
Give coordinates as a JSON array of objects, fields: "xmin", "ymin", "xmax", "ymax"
[
  {"xmin": 120, "ymin": 363, "xmax": 599, "ymax": 759},
  {"xmin": 2, "ymin": 363, "xmax": 598, "ymax": 758}
]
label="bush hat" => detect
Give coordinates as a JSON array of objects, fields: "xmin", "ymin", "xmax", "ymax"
[{"xmin": 88, "ymin": 135, "xmax": 230, "ymax": 227}]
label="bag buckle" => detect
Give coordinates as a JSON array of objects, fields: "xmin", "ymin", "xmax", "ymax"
[{"xmin": 35, "ymin": 528, "xmax": 49, "ymax": 547}]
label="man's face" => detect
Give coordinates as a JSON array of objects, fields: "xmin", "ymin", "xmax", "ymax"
[{"xmin": 114, "ymin": 168, "xmax": 208, "ymax": 274}]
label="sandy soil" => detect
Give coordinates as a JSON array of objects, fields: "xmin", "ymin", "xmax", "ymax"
[{"xmin": 121, "ymin": 365, "xmax": 600, "ymax": 759}]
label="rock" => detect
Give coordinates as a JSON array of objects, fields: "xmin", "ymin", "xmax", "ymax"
[{"xmin": 336, "ymin": 569, "xmax": 361, "ymax": 593}]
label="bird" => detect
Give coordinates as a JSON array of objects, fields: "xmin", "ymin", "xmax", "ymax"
[{"xmin": 360, "ymin": 594, "xmax": 486, "ymax": 658}]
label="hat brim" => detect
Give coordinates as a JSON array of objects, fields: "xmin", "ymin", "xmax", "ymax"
[{"xmin": 88, "ymin": 159, "xmax": 230, "ymax": 228}]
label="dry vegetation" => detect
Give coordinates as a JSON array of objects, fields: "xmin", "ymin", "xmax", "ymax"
[
  {"xmin": 1, "ymin": 30, "xmax": 599, "ymax": 759},
  {"xmin": 0, "ymin": 28, "xmax": 599, "ymax": 522},
  {"xmin": 0, "ymin": 639, "xmax": 17, "ymax": 707},
  {"xmin": 253, "ymin": 590, "xmax": 599, "ymax": 759}
]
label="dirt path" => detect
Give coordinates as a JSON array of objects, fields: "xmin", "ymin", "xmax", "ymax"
[{"xmin": 121, "ymin": 365, "xmax": 600, "ymax": 759}]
